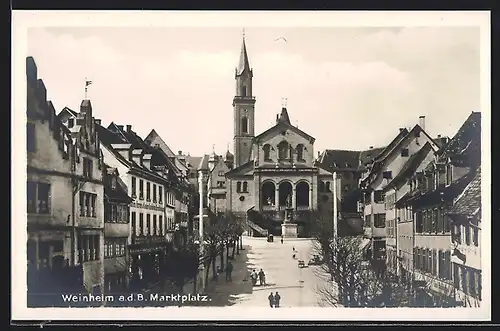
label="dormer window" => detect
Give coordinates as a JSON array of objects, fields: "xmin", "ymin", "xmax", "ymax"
[
  {"xmin": 401, "ymin": 148, "xmax": 409, "ymax": 157},
  {"xmin": 383, "ymin": 171, "xmax": 392, "ymax": 180}
]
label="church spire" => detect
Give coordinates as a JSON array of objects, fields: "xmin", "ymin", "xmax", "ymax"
[{"xmin": 236, "ymin": 29, "xmax": 251, "ymax": 76}]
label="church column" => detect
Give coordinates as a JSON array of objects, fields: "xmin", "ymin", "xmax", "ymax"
[
  {"xmin": 275, "ymin": 187, "xmax": 279, "ymax": 209},
  {"xmin": 292, "ymin": 187, "xmax": 296, "ymax": 209},
  {"xmin": 309, "ymin": 187, "xmax": 313, "ymax": 209}
]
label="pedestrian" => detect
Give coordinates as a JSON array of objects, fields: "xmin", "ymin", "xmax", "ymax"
[
  {"xmin": 274, "ymin": 292, "xmax": 281, "ymax": 308},
  {"xmin": 293, "ymin": 246, "xmax": 295, "ymax": 252},
  {"xmin": 225, "ymin": 261, "xmax": 233, "ymax": 282},
  {"xmin": 280, "ymin": 237, "xmax": 284, "ymax": 244},
  {"xmin": 251, "ymin": 269, "xmax": 258, "ymax": 286},
  {"xmin": 268, "ymin": 292, "xmax": 275, "ymax": 308},
  {"xmin": 258, "ymin": 269, "xmax": 266, "ymax": 286}
]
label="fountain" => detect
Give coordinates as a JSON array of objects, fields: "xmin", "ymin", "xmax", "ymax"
[{"xmin": 281, "ymin": 194, "xmax": 298, "ymax": 238}]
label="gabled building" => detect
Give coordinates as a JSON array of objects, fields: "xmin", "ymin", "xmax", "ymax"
[
  {"xmin": 97, "ymin": 123, "xmax": 172, "ymax": 290},
  {"xmin": 103, "ymin": 165, "xmax": 133, "ymax": 293},
  {"xmin": 360, "ymin": 117, "xmax": 440, "ymax": 264},
  {"xmin": 27, "ymin": 57, "xmax": 94, "ymax": 302},
  {"xmin": 401, "ymin": 112, "xmax": 481, "ymax": 307}
]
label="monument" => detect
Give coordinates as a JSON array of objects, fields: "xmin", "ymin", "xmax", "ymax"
[{"xmin": 281, "ymin": 194, "xmax": 298, "ymax": 238}]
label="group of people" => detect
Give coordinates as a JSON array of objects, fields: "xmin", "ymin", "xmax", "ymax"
[
  {"xmin": 250, "ymin": 269, "xmax": 266, "ymax": 286},
  {"xmin": 268, "ymin": 292, "xmax": 281, "ymax": 308}
]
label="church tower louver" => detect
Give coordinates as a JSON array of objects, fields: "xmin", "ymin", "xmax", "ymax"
[{"xmin": 233, "ymin": 34, "xmax": 256, "ymax": 168}]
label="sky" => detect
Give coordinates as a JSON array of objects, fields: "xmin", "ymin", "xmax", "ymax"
[{"xmin": 27, "ymin": 26, "xmax": 480, "ymax": 157}]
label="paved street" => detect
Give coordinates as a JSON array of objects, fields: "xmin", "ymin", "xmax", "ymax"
[{"xmin": 206, "ymin": 236, "xmax": 331, "ymax": 307}]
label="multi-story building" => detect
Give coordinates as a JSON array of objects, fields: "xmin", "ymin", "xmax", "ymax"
[
  {"xmin": 204, "ymin": 150, "xmax": 233, "ymax": 216},
  {"xmin": 96, "ymin": 123, "xmax": 171, "ymax": 290},
  {"xmin": 360, "ymin": 118, "xmax": 439, "ymax": 266},
  {"xmin": 401, "ymin": 112, "xmax": 481, "ymax": 306},
  {"xmin": 58, "ymin": 102, "xmax": 106, "ymax": 295},
  {"xmin": 382, "ymin": 142, "xmax": 438, "ymax": 276},
  {"xmin": 449, "ymin": 167, "xmax": 482, "ymax": 307},
  {"xmin": 27, "ymin": 57, "xmax": 91, "ymax": 301},
  {"xmin": 103, "ymin": 165, "xmax": 133, "ymax": 293}
]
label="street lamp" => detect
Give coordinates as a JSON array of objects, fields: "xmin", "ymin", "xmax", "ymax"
[{"xmin": 197, "ymin": 169, "xmax": 207, "ymax": 293}]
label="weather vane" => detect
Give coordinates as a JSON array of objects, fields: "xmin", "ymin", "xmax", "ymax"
[
  {"xmin": 84, "ymin": 78, "xmax": 93, "ymax": 99},
  {"xmin": 283, "ymin": 98, "xmax": 288, "ymax": 107},
  {"xmin": 242, "ymin": 28, "xmax": 245, "ymax": 39}
]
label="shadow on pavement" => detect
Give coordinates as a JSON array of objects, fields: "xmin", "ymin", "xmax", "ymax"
[{"xmin": 204, "ymin": 245, "xmax": 254, "ymax": 306}]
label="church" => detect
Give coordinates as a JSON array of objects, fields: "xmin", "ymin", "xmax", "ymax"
[{"xmin": 199, "ymin": 36, "xmax": 342, "ymax": 237}]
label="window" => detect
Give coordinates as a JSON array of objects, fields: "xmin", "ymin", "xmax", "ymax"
[
  {"xmin": 296, "ymin": 144, "xmax": 304, "ymax": 161},
  {"xmin": 241, "ymin": 117, "xmax": 248, "ymax": 134},
  {"xmin": 159, "ymin": 215, "xmax": 163, "ymax": 236},
  {"xmin": 325, "ymin": 182, "xmax": 331, "ymax": 192},
  {"xmin": 146, "ymin": 214, "xmax": 151, "ymax": 236},
  {"xmin": 27, "ymin": 181, "xmax": 51, "ymax": 214},
  {"xmin": 131, "ymin": 212, "xmax": 137, "ymax": 237},
  {"xmin": 236, "ymin": 181, "xmax": 241, "ymax": 193},
  {"xmin": 382, "ymin": 171, "xmax": 392, "ymax": 179},
  {"xmin": 473, "ymin": 226, "xmax": 479, "ymax": 247},
  {"xmin": 83, "ymin": 157, "xmax": 93, "ymax": 179},
  {"xmin": 374, "ymin": 190, "xmax": 384, "ymax": 203},
  {"xmin": 131, "ymin": 177, "xmax": 137, "ymax": 198},
  {"xmin": 415, "ymin": 211, "xmax": 423, "ymax": 233},
  {"xmin": 79, "ymin": 191, "xmax": 97, "ymax": 217},
  {"xmin": 153, "ymin": 184, "xmax": 157, "ymax": 203},
  {"xmin": 374, "ymin": 214, "xmax": 386, "ymax": 228},
  {"xmin": 453, "ymin": 263, "xmax": 460, "ymax": 289},
  {"xmin": 461, "ymin": 266, "xmax": 468, "ymax": 295},
  {"xmin": 319, "ymin": 181, "xmax": 325, "ymax": 193},
  {"xmin": 153, "ymin": 215, "xmax": 157, "ymax": 236},
  {"xmin": 27, "ymin": 122, "xmax": 36, "ymax": 152},
  {"xmin": 277, "ymin": 141, "xmax": 289, "ymax": 160},
  {"xmin": 139, "ymin": 213, "xmax": 144, "ymax": 236},
  {"xmin": 139, "ymin": 180, "xmax": 144, "ymax": 200},
  {"xmin": 77, "ymin": 235, "xmax": 100, "ymax": 263},
  {"xmin": 241, "ymin": 86, "xmax": 247, "ymax": 97},
  {"xmin": 401, "ymin": 148, "xmax": 409, "ymax": 157},
  {"xmin": 218, "ymin": 171, "xmax": 225, "ymax": 176},
  {"xmin": 263, "ymin": 144, "xmax": 271, "ymax": 161},
  {"xmin": 432, "ymin": 209, "xmax": 438, "ymax": 233},
  {"xmin": 242, "ymin": 181, "xmax": 248, "ymax": 192},
  {"xmin": 446, "ymin": 164, "xmax": 453, "ymax": 185},
  {"xmin": 432, "ymin": 249, "xmax": 437, "ymax": 276},
  {"xmin": 158, "ymin": 186, "xmax": 163, "ymax": 204},
  {"xmin": 217, "ymin": 181, "xmax": 225, "ymax": 188},
  {"xmin": 465, "ymin": 223, "xmax": 471, "ymax": 245},
  {"xmin": 68, "ymin": 118, "xmax": 74, "ymax": 128},
  {"xmin": 146, "ymin": 182, "xmax": 151, "ymax": 201}
]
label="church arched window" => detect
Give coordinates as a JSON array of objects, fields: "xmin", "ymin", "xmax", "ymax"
[
  {"xmin": 263, "ymin": 144, "xmax": 271, "ymax": 161},
  {"xmin": 296, "ymin": 144, "xmax": 305, "ymax": 161},
  {"xmin": 241, "ymin": 117, "xmax": 248, "ymax": 134},
  {"xmin": 278, "ymin": 141, "xmax": 289, "ymax": 160},
  {"xmin": 242, "ymin": 181, "xmax": 248, "ymax": 193},
  {"xmin": 241, "ymin": 86, "xmax": 247, "ymax": 97},
  {"xmin": 236, "ymin": 181, "xmax": 241, "ymax": 193}
]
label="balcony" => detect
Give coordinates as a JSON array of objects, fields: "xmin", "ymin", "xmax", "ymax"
[{"xmin": 104, "ymin": 222, "xmax": 129, "ymax": 237}]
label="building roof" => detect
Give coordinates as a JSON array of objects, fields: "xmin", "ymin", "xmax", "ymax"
[
  {"xmin": 437, "ymin": 112, "xmax": 481, "ymax": 167},
  {"xmin": 198, "ymin": 154, "xmax": 210, "ymax": 171},
  {"xmin": 185, "ymin": 155, "xmax": 202, "ymax": 170},
  {"xmin": 359, "ymin": 147, "xmax": 386, "ymax": 167},
  {"xmin": 317, "ymin": 146, "xmax": 385, "ymax": 172},
  {"xmin": 236, "ymin": 37, "xmax": 251, "ymax": 76},
  {"xmin": 373, "ymin": 128, "xmax": 409, "ymax": 163},
  {"xmin": 103, "ymin": 164, "xmax": 132, "ymax": 202},
  {"xmin": 59, "ymin": 107, "xmax": 78, "ymax": 118},
  {"xmin": 448, "ymin": 167, "xmax": 481, "ymax": 217},
  {"xmin": 386, "ymin": 142, "xmax": 434, "ymax": 191},
  {"xmin": 254, "ymin": 108, "xmax": 315, "ymax": 142}
]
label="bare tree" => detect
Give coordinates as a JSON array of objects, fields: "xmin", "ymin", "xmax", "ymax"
[{"xmin": 311, "ymin": 215, "xmax": 413, "ymax": 307}]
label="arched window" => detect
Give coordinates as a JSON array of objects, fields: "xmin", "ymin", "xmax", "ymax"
[
  {"xmin": 278, "ymin": 141, "xmax": 289, "ymax": 160},
  {"xmin": 296, "ymin": 144, "xmax": 304, "ymax": 161},
  {"xmin": 325, "ymin": 181, "xmax": 331, "ymax": 192},
  {"xmin": 241, "ymin": 86, "xmax": 247, "ymax": 97},
  {"xmin": 242, "ymin": 181, "xmax": 248, "ymax": 192},
  {"xmin": 263, "ymin": 144, "xmax": 271, "ymax": 161},
  {"xmin": 241, "ymin": 117, "xmax": 248, "ymax": 134},
  {"xmin": 319, "ymin": 181, "xmax": 325, "ymax": 192},
  {"xmin": 236, "ymin": 181, "xmax": 241, "ymax": 193}
]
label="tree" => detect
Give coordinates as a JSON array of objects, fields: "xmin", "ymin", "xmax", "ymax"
[
  {"xmin": 311, "ymin": 215, "xmax": 413, "ymax": 307},
  {"xmin": 169, "ymin": 242, "xmax": 200, "ymax": 294}
]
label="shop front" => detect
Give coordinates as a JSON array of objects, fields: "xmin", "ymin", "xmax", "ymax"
[{"xmin": 129, "ymin": 242, "xmax": 167, "ymax": 290}]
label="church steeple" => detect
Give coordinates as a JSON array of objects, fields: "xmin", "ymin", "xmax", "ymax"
[
  {"xmin": 236, "ymin": 34, "xmax": 251, "ymax": 76},
  {"xmin": 233, "ymin": 30, "xmax": 256, "ymax": 168}
]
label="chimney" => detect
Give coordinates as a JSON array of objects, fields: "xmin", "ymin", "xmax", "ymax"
[
  {"xmin": 369, "ymin": 146, "xmax": 373, "ymax": 149},
  {"xmin": 95, "ymin": 119, "xmax": 101, "ymax": 125},
  {"xmin": 419, "ymin": 116, "xmax": 426, "ymax": 131},
  {"xmin": 142, "ymin": 153, "xmax": 152, "ymax": 170},
  {"xmin": 117, "ymin": 125, "xmax": 124, "ymax": 131},
  {"xmin": 399, "ymin": 128, "xmax": 405, "ymax": 132},
  {"xmin": 437, "ymin": 134, "xmax": 441, "ymax": 138},
  {"xmin": 126, "ymin": 125, "xmax": 132, "ymax": 132},
  {"xmin": 178, "ymin": 151, "xmax": 182, "ymax": 156}
]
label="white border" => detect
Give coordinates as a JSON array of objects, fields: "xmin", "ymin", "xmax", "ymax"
[{"xmin": 12, "ymin": 10, "xmax": 491, "ymax": 321}]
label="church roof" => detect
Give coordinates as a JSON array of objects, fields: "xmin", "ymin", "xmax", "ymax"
[
  {"xmin": 236, "ymin": 37, "xmax": 251, "ymax": 76},
  {"xmin": 254, "ymin": 107, "xmax": 315, "ymax": 142},
  {"xmin": 277, "ymin": 107, "xmax": 291, "ymax": 125}
]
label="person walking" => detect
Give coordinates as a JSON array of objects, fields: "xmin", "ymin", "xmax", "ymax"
[
  {"xmin": 225, "ymin": 261, "xmax": 233, "ymax": 282},
  {"xmin": 280, "ymin": 237, "xmax": 284, "ymax": 244},
  {"xmin": 274, "ymin": 292, "xmax": 281, "ymax": 308},
  {"xmin": 258, "ymin": 269, "xmax": 266, "ymax": 286},
  {"xmin": 250, "ymin": 269, "xmax": 258, "ymax": 286},
  {"xmin": 268, "ymin": 292, "xmax": 275, "ymax": 308}
]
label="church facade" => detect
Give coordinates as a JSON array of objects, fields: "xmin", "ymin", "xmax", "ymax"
[{"xmin": 203, "ymin": 37, "xmax": 340, "ymax": 237}]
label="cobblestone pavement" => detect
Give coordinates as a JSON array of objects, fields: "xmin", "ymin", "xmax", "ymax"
[{"xmin": 206, "ymin": 236, "xmax": 330, "ymax": 307}]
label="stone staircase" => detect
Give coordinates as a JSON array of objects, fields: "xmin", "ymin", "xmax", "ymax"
[{"xmin": 247, "ymin": 219, "xmax": 269, "ymax": 237}]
